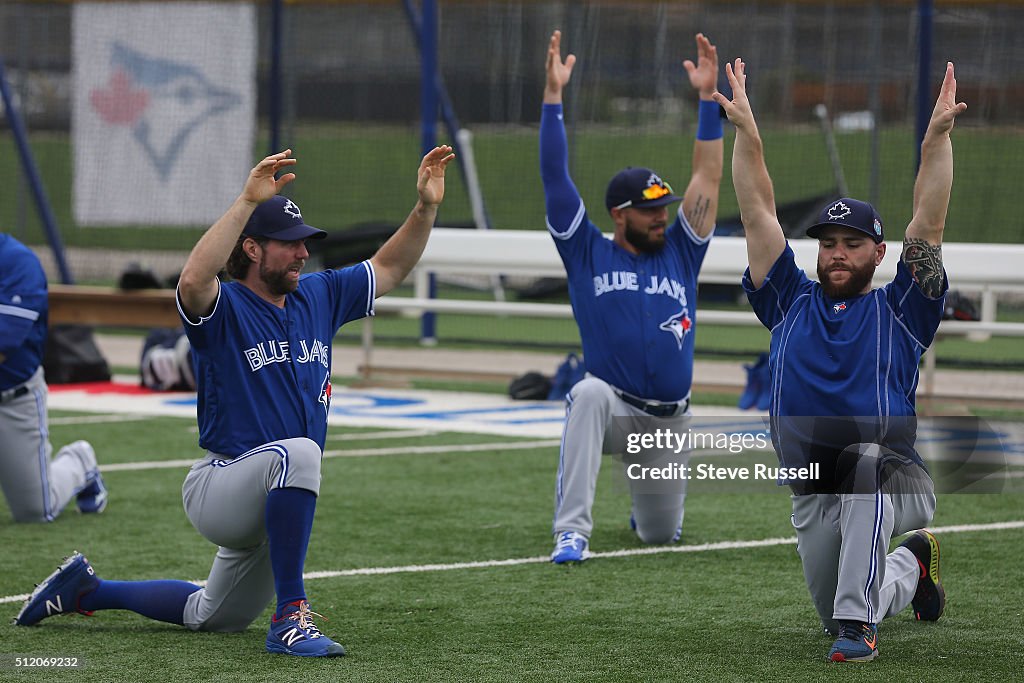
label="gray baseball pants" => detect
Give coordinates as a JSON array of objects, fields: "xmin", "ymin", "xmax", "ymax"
[
  {"xmin": 0, "ymin": 368, "xmax": 96, "ymax": 523},
  {"xmin": 553, "ymin": 376, "xmax": 691, "ymax": 544},
  {"xmin": 791, "ymin": 443, "xmax": 935, "ymax": 634},
  {"xmin": 180, "ymin": 437, "xmax": 323, "ymax": 632}
]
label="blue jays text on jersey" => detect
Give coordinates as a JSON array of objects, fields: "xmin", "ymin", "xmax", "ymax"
[
  {"xmin": 243, "ymin": 338, "xmax": 331, "ymax": 372},
  {"xmin": 540, "ymin": 103, "xmax": 710, "ymax": 402},
  {"xmin": 177, "ymin": 261, "xmax": 376, "ymax": 457},
  {"xmin": 592, "ymin": 272, "xmax": 691, "ymax": 306},
  {"xmin": 743, "ymin": 244, "xmax": 947, "ymax": 469}
]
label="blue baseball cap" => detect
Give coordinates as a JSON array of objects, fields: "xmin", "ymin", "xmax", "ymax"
[
  {"xmin": 605, "ymin": 167, "xmax": 682, "ymax": 212},
  {"xmin": 242, "ymin": 195, "xmax": 327, "ymax": 241},
  {"xmin": 806, "ymin": 198, "xmax": 884, "ymax": 243}
]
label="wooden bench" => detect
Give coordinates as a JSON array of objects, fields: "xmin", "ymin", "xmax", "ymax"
[{"xmin": 49, "ymin": 284, "xmax": 179, "ymax": 328}]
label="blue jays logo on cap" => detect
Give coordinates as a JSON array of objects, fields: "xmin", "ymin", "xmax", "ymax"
[
  {"xmin": 243, "ymin": 195, "xmax": 327, "ymax": 241},
  {"xmin": 605, "ymin": 167, "xmax": 682, "ymax": 213},
  {"xmin": 805, "ymin": 197, "xmax": 884, "ymax": 244},
  {"xmin": 827, "ymin": 202, "xmax": 852, "ymax": 221}
]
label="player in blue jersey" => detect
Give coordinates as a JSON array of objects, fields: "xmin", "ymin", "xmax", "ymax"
[
  {"xmin": 714, "ymin": 58, "xmax": 965, "ymax": 661},
  {"xmin": 542, "ymin": 30, "xmax": 723, "ymax": 563},
  {"xmin": 0, "ymin": 234, "xmax": 107, "ymax": 523},
  {"xmin": 16, "ymin": 145, "xmax": 455, "ymax": 658}
]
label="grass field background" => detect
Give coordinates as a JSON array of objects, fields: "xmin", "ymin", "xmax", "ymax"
[
  {"xmin": 2, "ymin": 408, "xmax": 1022, "ymax": 682},
  {"xmin": 4, "ymin": 125, "xmax": 1023, "ymax": 253}
]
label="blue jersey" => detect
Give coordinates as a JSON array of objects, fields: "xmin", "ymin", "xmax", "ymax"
[
  {"xmin": 0, "ymin": 235, "xmax": 48, "ymax": 390},
  {"xmin": 744, "ymin": 244, "xmax": 947, "ymax": 468},
  {"xmin": 540, "ymin": 104, "xmax": 710, "ymax": 402},
  {"xmin": 178, "ymin": 262, "xmax": 376, "ymax": 456}
]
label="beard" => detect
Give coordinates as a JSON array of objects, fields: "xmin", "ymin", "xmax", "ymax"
[
  {"xmin": 259, "ymin": 260, "xmax": 302, "ymax": 296},
  {"xmin": 817, "ymin": 260, "xmax": 876, "ymax": 299},
  {"xmin": 623, "ymin": 216, "xmax": 667, "ymax": 254}
]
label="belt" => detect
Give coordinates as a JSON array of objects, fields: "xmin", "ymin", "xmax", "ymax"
[
  {"xmin": 615, "ymin": 390, "xmax": 688, "ymax": 418},
  {"xmin": 0, "ymin": 385, "xmax": 29, "ymax": 404}
]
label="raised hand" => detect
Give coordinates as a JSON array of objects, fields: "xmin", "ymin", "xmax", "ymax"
[
  {"xmin": 683, "ymin": 33, "xmax": 718, "ymax": 98},
  {"xmin": 545, "ymin": 30, "xmax": 577, "ymax": 100},
  {"xmin": 417, "ymin": 145, "xmax": 456, "ymax": 207},
  {"xmin": 928, "ymin": 62, "xmax": 968, "ymax": 137},
  {"xmin": 242, "ymin": 149, "xmax": 297, "ymax": 204},
  {"xmin": 711, "ymin": 59, "xmax": 754, "ymax": 131}
]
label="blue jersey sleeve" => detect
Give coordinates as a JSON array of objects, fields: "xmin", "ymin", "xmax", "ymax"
[
  {"xmin": 541, "ymin": 103, "xmax": 605, "ymax": 269},
  {"xmin": 884, "ymin": 259, "xmax": 948, "ymax": 348},
  {"xmin": 540, "ymin": 104, "xmax": 591, "ymax": 241},
  {"xmin": 0, "ymin": 237, "xmax": 48, "ymax": 389},
  {"xmin": 176, "ymin": 280, "xmax": 227, "ymax": 350},
  {"xmin": 0, "ymin": 257, "xmax": 45, "ymax": 357},
  {"xmin": 743, "ymin": 243, "xmax": 813, "ymax": 331},
  {"xmin": 312, "ymin": 260, "xmax": 377, "ymax": 332},
  {"xmin": 0, "ymin": 237, "xmax": 48, "ymax": 388},
  {"xmin": 666, "ymin": 206, "xmax": 712, "ymax": 272}
]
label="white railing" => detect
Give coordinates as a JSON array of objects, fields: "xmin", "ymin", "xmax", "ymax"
[{"xmin": 361, "ymin": 228, "xmax": 1024, "ymax": 395}]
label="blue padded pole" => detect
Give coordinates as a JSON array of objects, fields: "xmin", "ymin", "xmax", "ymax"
[
  {"xmin": 418, "ymin": 0, "xmax": 438, "ymax": 343},
  {"xmin": 0, "ymin": 57, "xmax": 74, "ymax": 284},
  {"xmin": 401, "ymin": 0, "xmax": 477, "ymax": 211}
]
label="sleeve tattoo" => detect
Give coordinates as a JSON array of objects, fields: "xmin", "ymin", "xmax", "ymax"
[
  {"xmin": 902, "ymin": 237, "xmax": 945, "ymax": 298},
  {"xmin": 688, "ymin": 194, "xmax": 711, "ymax": 234}
]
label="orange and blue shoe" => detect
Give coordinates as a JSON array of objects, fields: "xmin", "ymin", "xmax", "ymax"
[
  {"xmin": 266, "ymin": 600, "xmax": 346, "ymax": 657},
  {"xmin": 900, "ymin": 529, "xmax": 945, "ymax": 621},
  {"xmin": 828, "ymin": 621, "xmax": 878, "ymax": 662}
]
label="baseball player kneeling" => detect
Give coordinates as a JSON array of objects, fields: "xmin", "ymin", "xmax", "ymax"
[
  {"xmin": 16, "ymin": 145, "xmax": 454, "ymax": 658},
  {"xmin": 541, "ymin": 30, "xmax": 724, "ymax": 564},
  {"xmin": 715, "ymin": 57, "xmax": 963, "ymax": 662},
  {"xmin": 0, "ymin": 234, "xmax": 107, "ymax": 523}
]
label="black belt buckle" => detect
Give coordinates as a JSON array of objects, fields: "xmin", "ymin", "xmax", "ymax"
[
  {"xmin": 643, "ymin": 401, "xmax": 679, "ymax": 418},
  {"xmin": 619, "ymin": 391, "xmax": 682, "ymax": 418},
  {"xmin": 0, "ymin": 386, "xmax": 29, "ymax": 403}
]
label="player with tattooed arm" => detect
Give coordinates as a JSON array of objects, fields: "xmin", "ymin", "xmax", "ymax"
[
  {"xmin": 714, "ymin": 59, "xmax": 965, "ymax": 662},
  {"xmin": 542, "ymin": 30, "xmax": 723, "ymax": 563}
]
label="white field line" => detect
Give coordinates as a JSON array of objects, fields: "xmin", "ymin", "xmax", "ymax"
[
  {"xmin": 49, "ymin": 415, "xmax": 156, "ymax": 426},
  {"xmin": 3, "ymin": 520, "xmax": 1022, "ymax": 605},
  {"xmin": 190, "ymin": 427, "xmax": 445, "ymax": 439},
  {"xmin": 99, "ymin": 439, "xmax": 562, "ymax": 472},
  {"xmin": 326, "ymin": 429, "xmax": 441, "ymax": 442}
]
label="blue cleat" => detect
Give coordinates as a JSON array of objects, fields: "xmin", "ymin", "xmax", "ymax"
[
  {"xmin": 900, "ymin": 529, "xmax": 945, "ymax": 621},
  {"xmin": 14, "ymin": 552, "xmax": 100, "ymax": 626},
  {"xmin": 828, "ymin": 621, "xmax": 878, "ymax": 662},
  {"xmin": 550, "ymin": 531, "xmax": 590, "ymax": 564},
  {"xmin": 266, "ymin": 600, "xmax": 346, "ymax": 657},
  {"xmin": 76, "ymin": 470, "xmax": 108, "ymax": 514}
]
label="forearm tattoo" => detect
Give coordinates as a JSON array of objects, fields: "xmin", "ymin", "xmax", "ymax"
[
  {"xmin": 902, "ymin": 237, "xmax": 945, "ymax": 298},
  {"xmin": 688, "ymin": 194, "xmax": 711, "ymax": 234}
]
